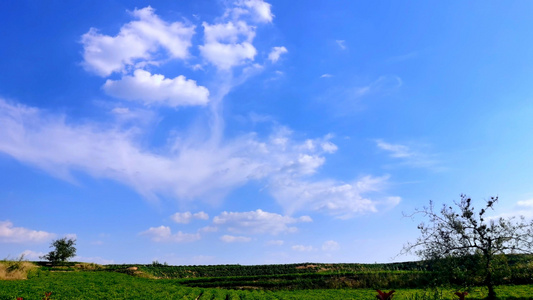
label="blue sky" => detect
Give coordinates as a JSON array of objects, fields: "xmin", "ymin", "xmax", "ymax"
[{"xmin": 2, "ymin": 0, "xmax": 533, "ymax": 265}]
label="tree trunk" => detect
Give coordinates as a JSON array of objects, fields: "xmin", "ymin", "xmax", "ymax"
[
  {"xmin": 487, "ymin": 283, "xmax": 496, "ymax": 300},
  {"xmin": 485, "ymin": 250, "xmax": 496, "ymax": 300}
]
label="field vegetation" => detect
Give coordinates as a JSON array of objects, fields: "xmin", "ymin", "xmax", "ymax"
[{"xmin": 1, "ymin": 256, "xmax": 533, "ymax": 299}]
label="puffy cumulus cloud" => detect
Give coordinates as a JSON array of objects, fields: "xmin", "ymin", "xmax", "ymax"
[
  {"xmin": 81, "ymin": 6, "xmax": 195, "ymax": 76},
  {"xmin": 220, "ymin": 235, "xmax": 251, "ymax": 243},
  {"xmin": 0, "ymin": 221, "xmax": 55, "ymax": 243},
  {"xmin": 200, "ymin": 21, "xmax": 257, "ymax": 70},
  {"xmin": 171, "ymin": 211, "xmax": 209, "ymax": 224},
  {"xmin": 213, "ymin": 209, "xmax": 312, "ymax": 235},
  {"xmin": 140, "ymin": 226, "xmax": 200, "ymax": 242},
  {"xmin": 0, "ymin": 99, "xmax": 396, "ymax": 217},
  {"xmin": 232, "ymin": 0, "xmax": 274, "ymax": 23},
  {"xmin": 269, "ymin": 175, "xmax": 392, "ymax": 218},
  {"xmin": 103, "ymin": 70, "xmax": 209, "ymax": 107},
  {"xmin": 322, "ymin": 240, "xmax": 340, "ymax": 251},
  {"xmin": 268, "ymin": 46, "xmax": 287, "ymax": 63}
]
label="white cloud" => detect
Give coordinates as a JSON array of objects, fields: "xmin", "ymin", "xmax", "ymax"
[
  {"xmin": 200, "ymin": 21, "xmax": 257, "ymax": 70},
  {"xmin": 268, "ymin": 46, "xmax": 288, "ymax": 63},
  {"xmin": 171, "ymin": 211, "xmax": 209, "ymax": 224},
  {"xmin": 321, "ymin": 142, "xmax": 338, "ymax": 153},
  {"xmin": 376, "ymin": 140, "xmax": 413, "ymax": 158},
  {"xmin": 336, "ymin": 40, "xmax": 346, "ymax": 50},
  {"xmin": 322, "ymin": 240, "xmax": 340, "ymax": 251},
  {"xmin": 376, "ymin": 139, "xmax": 441, "ymax": 170},
  {"xmin": 140, "ymin": 226, "xmax": 200, "ymax": 243},
  {"xmin": 199, "ymin": 226, "xmax": 218, "ymax": 233},
  {"xmin": 236, "ymin": 0, "xmax": 274, "ymax": 23},
  {"xmin": 213, "ymin": 209, "xmax": 312, "ymax": 235},
  {"xmin": 320, "ymin": 74, "xmax": 333, "ymax": 78},
  {"xmin": 0, "ymin": 99, "xmax": 397, "ymax": 217},
  {"xmin": 220, "ymin": 235, "xmax": 251, "ymax": 243},
  {"xmin": 267, "ymin": 240, "xmax": 284, "ymax": 246},
  {"xmin": 292, "ymin": 245, "xmax": 314, "ymax": 252},
  {"xmin": 270, "ymin": 175, "xmax": 392, "ymax": 218},
  {"xmin": 517, "ymin": 199, "xmax": 533, "ymax": 208},
  {"xmin": 81, "ymin": 6, "xmax": 195, "ymax": 76},
  {"xmin": 103, "ymin": 70, "xmax": 209, "ymax": 107},
  {"xmin": 0, "ymin": 221, "xmax": 55, "ymax": 243}
]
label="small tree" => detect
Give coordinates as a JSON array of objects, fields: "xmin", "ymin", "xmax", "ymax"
[
  {"xmin": 41, "ymin": 237, "xmax": 77, "ymax": 264},
  {"xmin": 403, "ymin": 195, "xmax": 533, "ymax": 299}
]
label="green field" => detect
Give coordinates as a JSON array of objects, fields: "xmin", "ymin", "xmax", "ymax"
[{"xmin": 1, "ymin": 260, "xmax": 533, "ymax": 299}]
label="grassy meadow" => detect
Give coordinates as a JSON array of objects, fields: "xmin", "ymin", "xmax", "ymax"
[{"xmin": 2, "ymin": 259, "xmax": 533, "ymax": 299}]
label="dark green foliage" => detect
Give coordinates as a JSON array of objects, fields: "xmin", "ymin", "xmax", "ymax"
[
  {"xmin": 106, "ymin": 261, "xmax": 428, "ymax": 279},
  {"xmin": 403, "ymin": 195, "xmax": 533, "ymax": 299},
  {"xmin": 40, "ymin": 237, "xmax": 77, "ymax": 264}
]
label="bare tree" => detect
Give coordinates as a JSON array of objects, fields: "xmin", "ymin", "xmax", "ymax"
[{"xmin": 403, "ymin": 195, "xmax": 533, "ymax": 299}]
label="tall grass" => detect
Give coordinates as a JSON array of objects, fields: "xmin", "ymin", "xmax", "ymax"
[{"xmin": 0, "ymin": 256, "xmax": 36, "ymax": 280}]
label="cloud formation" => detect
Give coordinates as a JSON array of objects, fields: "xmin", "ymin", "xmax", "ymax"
[
  {"xmin": 140, "ymin": 226, "xmax": 200, "ymax": 242},
  {"xmin": 103, "ymin": 70, "xmax": 209, "ymax": 107},
  {"xmin": 268, "ymin": 46, "xmax": 288, "ymax": 63},
  {"xmin": 322, "ymin": 240, "xmax": 340, "ymax": 251},
  {"xmin": 0, "ymin": 1, "xmax": 399, "ymax": 221},
  {"xmin": 0, "ymin": 221, "xmax": 55, "ymax": 243},
  {"xmin": 171, "ymin": 211, "xmax": 209, "ymax": 224},
  {"xmin": 82, "ymin": 6, "xmax": 195, "ymax": 77},
  {"xmin": 0, "ymin": 98, "xmax": 397, "ymax": 216},
  {"xmin": 376, "ymin": 139, "xmax": 441, "ymax": 170},
  {"xmin": 213, "ymin": 209, "xmax": 311, "ymax": 235},
  {"xmin": 200, "ymin": 21, "xmax": 257, "ymax": 70},
  {"xmin": 292, "ymin": 245, "xmax": 314, "ymax": 252},
  {"xmin": 228, "ymin": 0, "xmax": 274, "ymax": 23},
  {"xmin": 220, "ymin": 235, "xmax": 252, "ymax": 243},
  {"xmin": 270, "ymin": 175, "xmax": 391, "ymax": 218}
]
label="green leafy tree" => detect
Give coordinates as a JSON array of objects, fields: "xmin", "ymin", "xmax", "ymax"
[
  {"xmin": 403, "ymin": 195, "xmax": 533, "ymax": 299},
  {"xmin": 40, "ymin": 237, "xmax": 77, "ymax": 264}
]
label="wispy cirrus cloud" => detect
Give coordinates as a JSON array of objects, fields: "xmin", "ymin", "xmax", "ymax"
[
  {"xmin": 0, "ymin": 97, "xmax": 396, "ymax": 216},
  {"xmin": 318, "ymin": 75, "xmax": 403, "ymax": 115},
  {"xmin": 375, "ymin": 139, "xmax": 443, "ymax": 171},
  {"xmin": 336, "ymin": 40, "xmax": 346, "ymax": 50}
]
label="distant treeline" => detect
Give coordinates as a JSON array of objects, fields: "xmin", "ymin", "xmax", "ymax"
[{"xmin": 95, "ymin": 254, "xmax": 533, "ymax": 290}]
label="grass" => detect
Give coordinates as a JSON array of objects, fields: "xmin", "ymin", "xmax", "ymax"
[
  {"xmin": 2, "ymin": 259, "xmax": 533, "ymax": 299},
  {"xmin": 1, "ymin": 268, "xmax": 533, "ymax": 299},
  {"xmin": 0, "ymin": 257, "xmax": 37, "ymax": 280}
]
